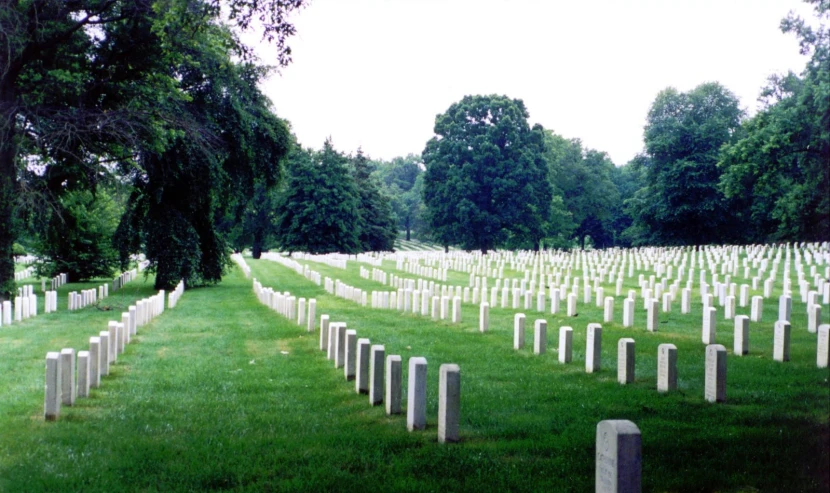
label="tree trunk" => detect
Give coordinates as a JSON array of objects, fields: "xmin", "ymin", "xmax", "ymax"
[
  {"xmin": 252, "ymin": 229, "xmax": 263, "ymax": 259},
  {"xmin": 444, "ymin": 244, "xmax": 449, "ymax": 253},
  {"xmin": 0, "ymin": 84, "xmax": 18, "ymax": 300},
  {"xmin": 405, "ymin": 216, "xmax": 411, "ymax": 241}
]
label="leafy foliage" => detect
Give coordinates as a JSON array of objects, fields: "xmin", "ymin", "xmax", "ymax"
[
  {"xmin": 629, "ymin": 83, "xmax": 743, "ymax": 245},
  {"xmin": 422, "ymin": 95, "xmax": 552, "ymax": 253},
  {"xmin": 719, "ymin": 0, "xmax": 829, "ymax": 242},
  {"xmin": 350, "ymin": 150, "xmax": 397, "ymax": 252},
  {"xmin": 0, "ymin": 0, "xmax": 306, "ymax": 298},
  {"xmin": 274, "ymin": 142, "xmax": 362, "ymax": 254},
  {"xmin": 37, "ymin": 190, "xmax": 120, "ymax": 281}
]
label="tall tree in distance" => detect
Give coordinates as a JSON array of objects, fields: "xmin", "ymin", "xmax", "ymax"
[
  {"xmin": 274, "ymin": 141, "xmax": 361, "ymax": 254},
  {"xmin": 422, "ymin": 95, "xmax": 552, "ymax": 253},
  {"xmin": 374, "ymin": 155, "xmax": 425, "ymax": 241},
  {"xmin": 632, "ymin": 82, "xmax": 743, "ymax": 245},
  {"xmin": 350, "ymin": 149, "xmax": 397, "ymax": 251}
]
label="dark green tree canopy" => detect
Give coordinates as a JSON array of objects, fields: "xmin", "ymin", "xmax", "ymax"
[
  {"xmin": 632, "ymin": 82, "xmax": 743, "ymax": 245},
  {"xmin": 274, "ymin": 141, "xmax": 362, "ymax": 254},
  {"xmin": 422, "ymin": 95, "xmax": 552, "ymax": 253},
  {"xmin": 350, "ymin": 149, "xmax": 397, "ymax": 252},
  {"xmin": 0, "ymin": 0, "xmax": 305, "ymax": 298}
]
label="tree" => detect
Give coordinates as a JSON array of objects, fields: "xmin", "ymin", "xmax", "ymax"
[
  {"xmin": 112, "ymin": 20, "xmax": 292, "ymax": 290},
  {"xmin": 632, "ymin": 82, "xmax": 743, "ymax": 245},
  {"xmin": 0, "ymin": 0, "xmax": 305, "ymax": 299},
  {"xmin": 374, "ymin": 154, "xmax": 426, "ymax": 241},
  {"xmin": 350, "ymin": 149, "xmax": 397, "ymax": 251},
  {"xmin": 545, "ymin": 132, "xmax": 620, "ymax": 249},
  {"xmin": 274, "ymin": 141, "xmax": 362, "ymax": 254},
  {"xmin": 422, "ymin": 95, "xmax": 552, "ymax": 253},
  {"xmin": 36, "ymin": 189, "xmax": 121, "ymax": 281},
  {"xmin": 719, "ymin": 0, "xmax": 829, "ymax": 242}
]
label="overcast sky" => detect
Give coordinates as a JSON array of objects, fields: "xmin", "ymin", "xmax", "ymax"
[{"xmin": 259, "ymin": 0, "xmax": 813, "ymax": 165}]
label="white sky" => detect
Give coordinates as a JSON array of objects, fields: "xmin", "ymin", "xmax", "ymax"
[{"xmin": 259, "ymin": 0, "xmax": 813, "ymax": 165}]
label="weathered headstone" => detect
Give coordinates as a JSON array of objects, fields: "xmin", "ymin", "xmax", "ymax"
[
  {"xmin": 513, "ymin": 313, "xmax": 526, "ymax": 350},
  {"xmin": 586, "ymin": 323, "xmax": 602, "ymax": 373},
  {"xmin": 60, "ymin": 348, "xmax": 76, "ymax": 406},
  {"xmin": 702, "ymin": 306, "xmax": 717, "ymax": 344},
  {"xmin": 44, "ymin": 352, "xmax": 61, "ymax": 421},
  {"xmin": 479, "ymin": 302, "xmax": 489, "ymax": 333},
  {"xmin": 657, "ymin": 343, "xmax": 677, "ymax": 392},
  {"xmin": 773, "ymin": 320, "xmax": 791, "ymax": 362},
  {"xmin": 319, "ymin": 314, "xmax": 330, "ymax": 352},
  {"xmin": 355, "ymin": 338, "xmax": 371, "ymax": 393},
  {"xmin": 750, "ymin": 296, "xmax": 763, "ymax": 322},
  {"xmin": 385, "ymin": 354, "xmax": 402, "ymax": 414},
  {"xmin": 604, "ymin": 297, "xmax": 614, "ymax": 323},
  {"xmin": 77, "ymin": 350, "xmax": 90, "ymax": 398},
  {"xmin": 733, "ymin": 315, "xmax": 749, "ymax": 356},
  {"xmin": 89, "ymin": 337, "xmax": 101, "ymax": 388},
  {"xmin": 99, "ymin": 331, "xmax": 111, "ymax": 376},
  {"xmin": 623, "ymin": 298, "xmax": 634, "ymax": 327},
  {"xmin": 344, "ymin": 329, "xmax": 357, "ymax": 380},
  {"xmin": 617, "ymin": 338, "xmax": 635, "ymax": 385},
  {"xmin": 558, "ymin": 326, "xmax": 573, "ymax": 363},
  {"xmin": 334, "ymin": 323, "xmax": 347, "ymax": 369},
  {"xmin": 567, "ymin": 293, "xmax": 577, "ymax": 317},
  {"xmin": 646, "ymin": 299, "xmax": 658, "ymax": 332},
  {"xmin": 595, "ymin": 420, "xmax": 641, "ymax": 493},
  {"xmin": 451, "ymin": 296, "xmax": 462, "ymax": 323},
  {"xmin": 370, "ymin": 345, "xmax": 385, "ymax": 405},
  {"xmin": 533, "ymin": 319, "xmax": 547, "ymax": 355},
  {"xmin": 778, "ymin": 294, "xmax": 791, "ymax": 322},
  {"xmin": 705, "ymin": 344, "xmax": 727, "ymax": 403},
  {"xmin": 808, "ymin": 304, "xmax": 821, "ymax": 334},
  {"xmin": 818, "ymin": 324, "xmax": 829, "ymax": 369},
  {"xmin": 438, "ymin": 364, "xmax": 461, "ymax": 444},
  {"xmin": 407, "ymin": 357, "xmax": 428, "ymax": 431}
]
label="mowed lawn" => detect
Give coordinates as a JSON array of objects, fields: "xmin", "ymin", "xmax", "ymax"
[{"xmin": 0, "ymin": 256, "xmax": 828, "ymax": 492}]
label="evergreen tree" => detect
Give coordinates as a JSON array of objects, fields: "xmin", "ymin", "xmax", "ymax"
[
  {"xmin": 275, "ymin": 142, "xmax": 361, "ymax": 254},
  {"xmin": 351, "ymin": 150, "xmax": 397, "ymax": 251}
]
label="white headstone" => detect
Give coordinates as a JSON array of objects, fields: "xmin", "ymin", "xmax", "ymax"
[
  {"xmin": 595, "ymin": 420, "xmax": 641, "ymax": 493},
  {"xmin": 559, "ymin": 326, "xmax": 573, "ymax": 363},
  {"xmin": 369, "ymin": 345, "xmax": 385, "ymax": 405},
  {"xmin": 617, "ymin": 338, "xmax": 635, "ymax": 385},
  {"xmin": 818, "ymin": 325, "xmax": 830, "ymax": 369},
  {"xmin": 513, "ymin": 313, "xmax": 526, "ymax": 350},
  {"xmin": 774, "ymin": 320, "xmax": 791, "ymax": 362},
  {"xmin": 733, "ymin": 315, "xmax": 749, "ymax": 356},
  {"xmin": 533, "ymin": 319, "xmax": 547, "ymax": 355},
  {"xmin": 44, "ymin": 352, "xmax": 61, "ymax": 421},
  {"xmin": 479, "ymin": 302, "xmax": 489, "ymax": 333},
  {"xmin": 657, "ymin": 343, "xmax": 677, "ymax": 392},
  {"xmin": 705, "ymin": 344, "xmax": 727, "ymax": 403},
  {"xmin": 438, "ymin": 364, "xmax": 461, "ymax": 443},
  {"xmin": 385, "ymin": 354, "xmax": 401, "ymax": 413},
  {"xmin": 586, "ymin": 323, "xmax": 602, "ymax": 373},
  {"xmin": 355, "ymin": 338, "xmax": 371, "ymax": 393},
  {"xmin": 60, "ymin": 348, "xmax": 76, "ymax": 406},
  {"xmin": 407, "ymin": 357, "xmax": 428, "ymax": 431}
]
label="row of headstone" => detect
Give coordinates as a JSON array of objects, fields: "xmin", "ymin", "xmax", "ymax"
[
  {"xmin": 167, "ymin": 280, "xmax": 185, "ymax": 309},
  {"xmin": 67, "ymin": 285, "xmax": 106, "ymax": 311},
  {"xmin": 230, "ymin": 253, "xmax": 251, "ymax": 278},
  {"xmin": 318, "ymin": 315, "xmax": 461, "ymax": 443},
  {"xmin": 45, "ymin": 273, "xmax": 68, "ymax": 292},
  {"xmin": 111, "ymin": 268, "xmax": 138, "ymax": 292},
  {"xmin": 44, "ymin": 283, "xmax": 180, "ymax": 421},
  {"xmin": 0, "ymin": 293, "xmax": 38, "ymax": 326},
  {"xmin": 252, "ymin": 279, "xmax": 317, "ymax": 333},
  {"xmin": 14, "ymin": 265, "xmax": 36, "ymax": 281}
]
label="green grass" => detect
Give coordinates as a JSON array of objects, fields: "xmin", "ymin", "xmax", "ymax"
[{"xmin": 0, "ymin": 255, "xmax": 828, "ymax": 492}]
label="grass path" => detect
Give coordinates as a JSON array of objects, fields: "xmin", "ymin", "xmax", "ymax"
[{"xmin": 0, "ymin": 259, "xmax": 827, "ymax": 491}]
